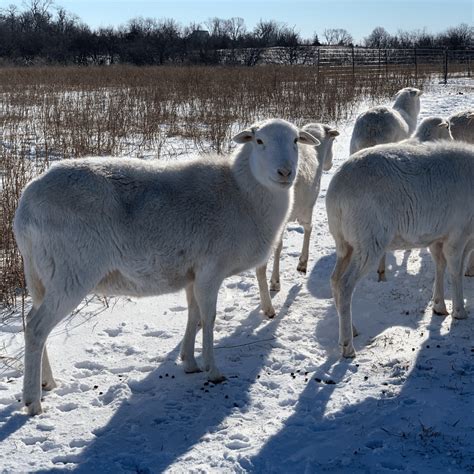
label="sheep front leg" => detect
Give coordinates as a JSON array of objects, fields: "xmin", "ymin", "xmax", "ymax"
[
  {"xmin": 180, "ymin": 284, "xmax": 202, "ymax": 374},
  {"xmin": 297, "ymin": 222, "xmax": 312, "ymax": 274},
  {"xmin": 444, "ymin": 243, "xmax": 468, "ymax": 320},
  {"xmin": 193, "ymin": 275, "xmax": 226, "ymax": 383},
  {"xmin": 256, "ymin": 264, "xmax": 276, "ymax": 318},
  {"xmin": 270, "ymin": 238, "xmax": 283, "ymax": 291},
  {"xmin": 429, "ymin": 242, "xmax": 448, "ymax": 315}
]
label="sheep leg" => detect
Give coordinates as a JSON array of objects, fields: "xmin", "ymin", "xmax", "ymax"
[
  {"xmin": 256, "ymin": 264, "xmax": 276, "ymax": 318},
  {"xmin": 41, "ymin": 346, "xmax": 57, "ymax": 390},
  {"xmin": 333, "ymin": 243, "xmax": 384, "ymax": 357},
  {"xmin": 297, "ymin": 222, "xmax": 312, "ymax": 274},
  {"xmin": 180, "ymin": 284, "xmax": 202, "ymax": 373},
  {"xmin": 24, "ymin": 291, "xmax": 87, "ymax": 415},
  {"xmin": 465, "ymin": 251, "xmax": 474, "ymax": 277},
  {"xmin": 193, "ymin": 274, "xmax": 226, "ymax": 383},
  {"xmin": 444, "ymin": 241, "xmax": 467, "ymax": 320},
  {"xmin": 429, "ymin": 242, "xmax": 448, "ymax": 315},
  {"xmin": 377, "ymin": 254, "xmax": 387, "ymax": 282},
  {"xmin": 270, "ymin": 237, "xmax": 283, "ymax": 291},
  {"xmin": 330, "ymin": 243, "xmax": 359, "ymax": 340}
]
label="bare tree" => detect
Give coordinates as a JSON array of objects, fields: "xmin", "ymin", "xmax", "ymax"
[
  {"xmin": 364, "ymin": 26, "xmax": 391, "ymax": 49},
  {"xmin": 323, "ymin": 28, "xmax": 353, "ymax": 46}
]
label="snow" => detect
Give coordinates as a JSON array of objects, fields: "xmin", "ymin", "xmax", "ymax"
[{"xmin": 1, "ymin": 78, "xmax": 473, "ymax": 473}]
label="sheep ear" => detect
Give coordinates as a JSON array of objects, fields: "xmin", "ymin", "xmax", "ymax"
[
  {"xmin": 298, "ymin": 130, "xmax": 320, "ymax": 146},
  {"xmin": 438, "ymin": 122, "xmax": 449, "ymax": 128},
  {"xmin": 328, "ymin": 129, "xmax": 340, "ymax": 137},
  {"xmin": 233, "ymin": 128, "xmax": 255, "ymax": 143}
]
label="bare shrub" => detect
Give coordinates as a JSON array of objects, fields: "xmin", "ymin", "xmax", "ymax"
[{"xmin": 0, "ymin": 63, "xmax": 440, "ymax": 309}]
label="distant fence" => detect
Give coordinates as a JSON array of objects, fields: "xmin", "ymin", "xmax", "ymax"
[{"xmin": 215, "ymin": 46, "xmax": 473, "ymax": 81}]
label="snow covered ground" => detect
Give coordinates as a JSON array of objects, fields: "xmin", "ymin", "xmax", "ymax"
[{"xmin": 0, "ymin": 79, "xmax": 473, "ymax": 473}]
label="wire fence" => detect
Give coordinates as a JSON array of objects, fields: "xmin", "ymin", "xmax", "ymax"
[{"xmin": 216, "ymin": 47, "xmax": 473, "ymax": 82}]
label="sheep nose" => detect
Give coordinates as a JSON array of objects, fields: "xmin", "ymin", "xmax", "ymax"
[{"xmin": 277, "ymin": 168, "xmax": 292, "ymax": 178}]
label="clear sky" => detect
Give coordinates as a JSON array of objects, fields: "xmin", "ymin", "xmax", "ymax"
[{"xmin": 4, "ymin": 0, "xmax": 474, "ymax": 43}]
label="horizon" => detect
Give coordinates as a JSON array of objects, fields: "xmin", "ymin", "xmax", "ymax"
[{"xmin": 3, "ymin": 0, "xmax": 473, "ymax": 43}]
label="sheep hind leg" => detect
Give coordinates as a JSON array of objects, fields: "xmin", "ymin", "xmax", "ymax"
[
  {"xmin": 297, "ymin": 222, "xmax": 312, "ymax": 274},
  {"xmin": 465, "ymin": 251, "xmax": 474, "ymax": 277},
  {"xmin": 180, "ymin": 284, "xmax": 202, "ymax": 374},
  {"xmin": 330, "ymin": 242, "xmax": 359, "ymax": 339},
  {"xmin": 334, "ymin": 246, "xmax": 384, "ymax": 358},
  {"xmin": 377, "ymin": 254, "xmax": 387, "ymax": 282},
  {"xmin": 430, "ymin": 242, "xmax": 449, "ymax": 316},
  {"xmin": 41, "ymin": 346, "xmax": 57, "ymax": 390},
  {"xmin": 23, "ymin": 289, "xmax": 90, "ymax": 416}
]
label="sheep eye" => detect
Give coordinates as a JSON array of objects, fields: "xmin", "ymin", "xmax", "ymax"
[{"xmin": 256, "ymin": 139, "xmax": 264, "ymax": 145}]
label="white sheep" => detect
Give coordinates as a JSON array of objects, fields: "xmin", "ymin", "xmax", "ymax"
[
  {"xmin": 449, "ymin": 109, "xmax": 474, "ymax": 144},
  {"xmin": 448, "ymin": 109, "xmax": 474, "ymax": 277},
  {"xmin": 376, "ymin": 116, "xmax": 453, "ymax": 282},
  {"xmin": 410, "ymin": 116, "xmax": 453, "ymax": 142},
  {"xmin": 349, "ymin": 87, "xmax": 422, "ymax": 155},
  {"xmin": 256, "ymin": 123, "xmax": 339, "ymax": 317},
  {"xmin": 13, "ymin": 118, "xmax": 320, "ymax": 415},
  {"xmin": 326, "ymin": 141, "xmax": 474, "ymax": 358}
]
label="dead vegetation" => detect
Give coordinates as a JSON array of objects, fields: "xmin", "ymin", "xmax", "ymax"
[{"xmin": 0, "ymin": 63, "xmax": 462, "ymax": 308}]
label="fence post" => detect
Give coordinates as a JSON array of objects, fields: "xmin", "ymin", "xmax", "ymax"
[
  {"xmin": 443, "ymin": 49, "xmax": 448, "ymax": 84},
  {"xmin": 351, "ymin": 44, "xmax": 355, "ymax": 77},
  {"xmin": 414, "ymin": 48, "xmax": 418, "ymax": 80},
  {"xmin": 317, "ymin": 47, "xmax": 320, "ymax": 75}
]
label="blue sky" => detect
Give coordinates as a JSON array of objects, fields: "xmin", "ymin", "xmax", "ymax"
[{"xmin": 5, "ymin": 0, "xmax": 473, "ymax": 42}]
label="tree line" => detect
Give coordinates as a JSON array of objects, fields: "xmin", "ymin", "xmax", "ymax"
[{"xmin": 0, "ymin": 1, "xmax": 472, "ymax": 66}]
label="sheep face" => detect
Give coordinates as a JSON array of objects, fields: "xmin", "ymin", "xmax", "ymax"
[
  {"xmin": 320, "ymin": 129, "xmax": 339, "ymax": 171},
  {"xmin": 233, "ymin": 119, "xmax": 319, "ymax": 191}
]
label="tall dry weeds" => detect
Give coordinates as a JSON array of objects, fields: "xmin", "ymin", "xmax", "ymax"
[{"xmin": 0, "ymin": 63, "xmax": 466, "ymax": 309}]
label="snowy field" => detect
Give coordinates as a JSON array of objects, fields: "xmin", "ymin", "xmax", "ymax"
[{"xmin": 0, "ymin": 78, "xmax": 473, "ymax": 473}]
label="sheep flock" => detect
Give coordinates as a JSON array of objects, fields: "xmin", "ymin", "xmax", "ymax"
[{"xmin": 13, "ymin": 88, "xmax": 474, "ymax": 415}]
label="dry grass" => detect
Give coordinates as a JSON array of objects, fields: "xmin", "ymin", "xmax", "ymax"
[{"xmin": 0, "ymin": 63, "xmax": 462, "ymax": 309}]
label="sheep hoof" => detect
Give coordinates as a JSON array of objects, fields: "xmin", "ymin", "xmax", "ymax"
[
  {"xmin": 432, "ymin": 304, "xmax": 449, "ymax": 316},
  {"xmin": 270, "ymin": 281, "xmax": 280, "ymax": 292},
  {"xmin": 341, "ymin": 344, "xmax": 356, "ymax": 358},
  {"xmin": 208, "ymin": 372, "xmax": 227, "ymax": 384},
  {"xmin": 452, "ymin": 309, "xmax": 468, "ymax": 320},
  {"xmin": 42, "ymin": 379, "xmax": 57, "ymax": 391},
  {"xmin": 25, "ymin": 400, "xmax": 43, "ymax": 416},
  {"xmin": 183, "ymin": 360, "xmax": 202, "ymax": 374},
  {"xmin": 263, "ymin": 306, "xmax": 276, "ymax": 319},
  {"xmin": 465, "ymin": 270, "xmax": 474, "ymax": 277},
  {"xmin": 352, "ymin": 324, "xmax": 359, "ymax": 337},
  {"xmin": 377, "ymin": 272, "xmax": 386, "ymax": 282},
  {"xmin": 297, "ymin": 262, "xmax": 307, "ymax": 274}
]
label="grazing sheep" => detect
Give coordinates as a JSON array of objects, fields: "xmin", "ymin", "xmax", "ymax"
[
  {"xmin": 376, "ymin": 116, "xmax": 453, "ymax": 282},
  {"xmin": 449, "ymin": 109, "xmax": 474, "ymax": 144},
  {"xmin": 349, "ymin": 87, "xmax": 422, "ymax": 155},
  {"xmin": 14, "ymin": 118, "xmax": 320, "ymax": 415},
  {"xmin": 326, "ymin": 141, "xmax": 474, "ymax": 358},
  {"xmin": 449, "ymin": 109, "xmax": 474, "ymax": 277},
  {"xmin": 256, "ymin": 123, "xmax": 339, "ymax": 317}
]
